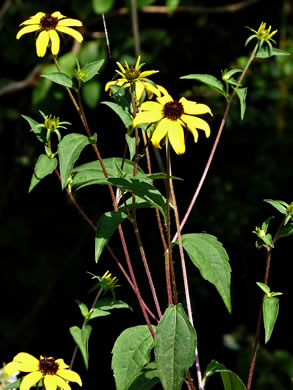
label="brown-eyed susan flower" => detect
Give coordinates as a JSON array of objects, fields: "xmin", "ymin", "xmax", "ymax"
[
  {"xmin": 105, "ymin": 56, "xmax": 160, "ymax": 100},
  {"xmin": 16, "ymin": 12, "xmax": 83, "ymax": 57},
  {"xmin": 4, "ymin": 352, "xmax": 82, "ymax": 390},
  {"xmin": 133, "ymin": 93, "xmax": 212, "ymax": 154}
]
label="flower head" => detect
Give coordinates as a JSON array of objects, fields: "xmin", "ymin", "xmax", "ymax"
[
  {"xmin": 245, "ymin": 22, "xmax": 277, "ymax": 53},
  {"xmin": 4, "ymin": 352, "xmax": 82, "ymax": 390},
  {"xmin": 133, "ymin": 92, "xmax": 212, "ymax": 154},
  {"xmin": 105, "ymin": 56, "xmax": 160, "ymax": 100},
  {"xmin": 16, "ymin": 11, "xmax": 83, "ymax": 57}
]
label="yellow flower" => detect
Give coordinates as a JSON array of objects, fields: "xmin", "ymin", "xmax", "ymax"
[
  {"xmin": 4, "ymin": 352, "xmax": 82, "ymax": 390},
  {"xmin": 133, "ymin": 93, "xmax": 212, "ymax": 154},
  {"xmin": 245, "ymin": 22, "xmax": 277, "ymax": 53},
  {"xmin": 16, "ymin": 11, "xmax": 83, "ymax": 57},
  {"xmin": 105, "ymin": 56, "xmax": 160, "ymax": 100}
]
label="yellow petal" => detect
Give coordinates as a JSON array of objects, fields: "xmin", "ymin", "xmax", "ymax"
[
  {"xmin": 165, "ymin": 119, "xmax": 185, "ymax": 154},
  {"xmin": 20, "ymin": 371, "xmax": 42, "ymax": 390},
  {"xmin": 57, "ymin": 18, "xmax": 83, "ymax": 27},
  {"xmin": 4, "ymin": 361, "xmax": 22, "ymax": 376},
  {"xmin": 186, "ymin": 126, "xmax": 199, "ymax": 143},
  {"xmin": 140, "ymin": 70, "xmax": 159, "ymax": 78},
  {"xmin": 157, "ymin": 85, "xmax": 169, "ymax": 96},
  {"xmin": 19, "ymin": 12, "xmax": 44, "ymax": 25},
  {"xmin": 11, "ymin": 353, "xmax": 39, "ymax": 372},
  {"xmin": 157, "ymin": 94, "xmax": 173, "ymax": 106},
  {"xmin": 141, "ymin": 81, "xmax": 161, "ymax": 97},
  {"xmin": 151, "ymin": 118, "xmax": 169, "ymax": 149},
  {"xmin": 133, "ymin": 111, "xmax": 162, "ymax": 127},
  {"xmin": 36, "ymin": 30, "xmax": 49, "ymax": 57},
  {"xmin": 135, "ymin": 80, "xmax": 145, "ymax": 100},
  {"xmin": 55, "ymin": 26, "xmax": 83, "ymax": 42},
  {"xmin": 44, "ymin": 375, "xmax": 71, "ymax": 390},
  {"xmin": 54, "ymin": 358, "xmax": 69, "ymax": 370},
  {"xmin": 135, "ymin": 55, "xmax": 141, "ymax": 70},
  {"xmin": 180, "ymin": 97, "xmax": 213, "ymax": 116},
  {"xmin": 51, "ymin": 11, "xmax": 66, "ymax": 20},
  {"xmin": 116, "ymin": 62, "xmax": 126, "ymax": 74},
  {"xmin": 181, "ymin": 114, "xmax": 211, "ymax": 138},
  {"xmin": 57, "ymin": 369, "xmax": 82, "ymax": 385},
  {"xmin": 48, "ymin": 30, "xmax": 60, "ymax": 55},
  {"xmin": 139, "ymin": 101, "xmax": 162, "ymax": 111},
  {"xmin": 16, "ymin": 25, "xmax": 40, "ymax": 39}
]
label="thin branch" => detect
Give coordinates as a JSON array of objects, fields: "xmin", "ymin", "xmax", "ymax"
[{"xmin": 0, "ymin": 65, "xmax": 41, "ymax": 97}]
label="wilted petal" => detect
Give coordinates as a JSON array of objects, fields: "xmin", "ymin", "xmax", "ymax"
[
  {"xmin": 55, "ymin": 26, "xmax": 83, "ymax": 42},
  {"xmin": 51, "ymin": 11, "xmax": 66, "ymax": 20},
  {"xmin": 20, "ymin": 371, "xmax": 42, "ymax": 390},
  {"xmin": 54, "ymin": 359, "xmax": 69, "ymax": 370},
  {"xmin": 36, "ymin": 30, "xmax": 49, "ymax": 57},
  {"xmin": 19, "ymin": 12, "xmax": 44, "ymax": 25}
]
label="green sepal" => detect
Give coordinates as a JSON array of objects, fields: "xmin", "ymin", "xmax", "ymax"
[
  {"xmin": 233, "ymin": 86, "xmax": 247, "ymax": 120},
  {"xmin": 69, "ymin": 324, "xmax": 92, "ymax": 369},
  {"xmin": 29, "ymin": 154, "xmax": 58, "ymax": 192},
  {"xmin": 41, "ymin": 71, "xmax": 73, "ymax": 88},
  {"xmin": 155, "ymin": 304, "xmax": 197, "ymax": 390},
  {"xmin": 180, "ymin": 73, "xmax": 227, "ymax": 97}
]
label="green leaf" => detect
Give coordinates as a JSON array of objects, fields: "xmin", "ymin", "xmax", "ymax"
[
  {"xmin": 88, "ymin": 308, "xmax": 111, "ymax": 319},
  {"xmin": 81, "ymin": 59, "xmax": 104, "ymax": 82},
  {"xmin": 69, "ymin": 325, "xmax": 92, "ymax": 369},
  {"xmin": 256, "ymin": 47, "xmax": 290, "ymax": 59},
  {"xmin": 4, "ymin": 378, "xmax": 22, "ymax": 390},
  {"xmin": 155, "ymin": 304, "xmax": 196, "ymax": 390},
  {"xmin": 21, "ymin": 114, "xmax": 47, "ymax": 144},
  {"xmin": 203, "ymin": 360, "xmax": 246, "ymax": 390},
  {"xmin": 127, "ymin": 362, "xmax": 160, "ymax": 390},
  {"xmin": 110, "ymin": 85, "xmax": 132, "ymax": 111},
  {"xmin": 94, "ymin": 298, "xmax": 132, "ymax": 311},
  {"xmin": 75, "ymin": 299, "xmax": 89, "ymax": 317},
  {"xmin": 263, "ymin": 295, "xmax": 279, "ymax": 343},
  {"xmin": 92, "ymin": 0, "xmax": 115, "ymax": 14},
  {"xmin": 125, "ymin": 134, "xmax": 137, "ymax": 160},
  {"xmin": 95, "ymin": 210, "xmax": 129, "ymax": 262},
  {"xmin": 58, "ymin": 133, "xmax": 97, "ymax": 189},
  {"xmin": 256, "ymin": 282, "xmax": 270, "ymax": 295},
  {"xmin": 82, "ymin": 80, "xmax": 102, "ymax": 109},
  {"xmin": 180, "ymin": 73, "xmax": 227, "ymax": 97},
  {"xmin": 102, "ymin": 101, "xmax": 133, "ymax": 128},
  {"xmin": 29, "ymin": 154, "xmax": 58, "ymax": 192},
  {"xmin": 41, "ymin": 72, "xmax": 73, "ymax": 88},
  {"xmin": 180, "ymin": 233, "xmax": 232, "ymax": 313},
  {"xmin": 279, "ymin": 222, "xmax": 293, "ymax": 238},
  {"xmin": 264, "ymin": 199, "xmax": 289, "ymax": 214},
  {"xmin": 112, "ymin": 325, "xmax": 156, "ymax": 390},
  {"xmin": 166, "ymin": 0, "xmax": 180, "ymax": 13},
  {"xmin": 233, "ymin": 87, "xmax": 247, "ymax": 120}
]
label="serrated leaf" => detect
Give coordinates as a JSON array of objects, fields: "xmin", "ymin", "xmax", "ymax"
[
  {"xmin": 92, "ymin": 0, "xmax": 115, "ymax": 14},
  {"xmin": 127, "ymin": 362, "xmax": 160, "ymax": 390},
  {"xmin": 112, "ymin": 325, "xmax": 156, "ymax": 390},
  {"xmin": 263, "ymin": 295, "xmax": 279, "ymax": 343},
  {"xmin": 69, "ymin": 325, "xmax": 92, "ymax": 369},
  {"xmin": 256, "ymin": 47, "xmax": 290, "ymax": 58},
  {"xmin": 21, "ymin": 114, "xmax": 47, "ymax": 144},
  {"xmin": 58, "ymin": 133, "xmax": 97, "ymax": 189},
  {"xmin": 203, "ymin": 360, "xmax": 246, "ymax": 390},
  {"xmin": 29, "ymin": 154, "xmax": 58, "ymax": 192},
  {"xmin": 95, "ymin": 210, "xmax": 129, "ymax": 262},
  {"xmin": 41, "ymin": 72, "xmax": 73, "ymax": 88},
  {"xmin": 180, "ymin": 73, "xmax": 227, "ymax": 97},
  {"xmin": 81, "ymin": 59, "xmax": 104, "ymax": 82},
  {"xmin": 155, "ymin": 304, "xmax": 196, "ymax": 390},
  {"xmin": 264, "ymin": 199, "xmax": 289, "ymax": 214},
  {"xmin": 102, "ymin": 101, "xmax": 133, "ymax": 128},
  {"xmin": 180, "ymin": 233, "xmax": 231, "ymax": 313},
  {"xmin": 233, "ymin": 87, "xmax": 247, "ymax": 120}
]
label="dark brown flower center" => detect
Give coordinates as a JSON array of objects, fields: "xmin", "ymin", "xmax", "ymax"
[
  {"xmin": 40, "ymin": 14, "xmax": 58, "ymax": 30},
  {"xmin": 39, "ymin": 357, "xmax": 59, "ymax": 375},
  {"xmin": 163, "ymin": 101, "xmax": 184, "ymax": 121},
  {"xmin": 124, "ymin": 67, "xmax": 140, "ymax": 81}
]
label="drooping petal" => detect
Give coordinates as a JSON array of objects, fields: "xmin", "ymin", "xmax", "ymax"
[
  {"xmin": 150, "ymin": 118, "xmax": 169, "ymax": 149},
  {"xmin": 51, "ymin": 11, "xmax": 66, "ymax": 20},
  {"xmin": 141, "ymin": 80, "xmax": 161, "ymax": 97},
  {"xmin": 10, "ymin": 353, "xmax": 39, "ymax": 372},
  {"xmin": 165, "ymin": 119, "xmax": 185, "ymax": 154},
  {"xmin": 186, "ymin": 126, "xmax": 199, "ymax": 143},
  {"xmin": 135, "ymin": 80, "xmax": 145, "ymax": 100},
  {"xmin": 140, "ymin": 70, "xmax": 159, "ymax": 78},
  {"xmin": 181, "ymin": 114, "xmax": 211, "ymax": 138},
  {"xmin": 16, "ymin": 25, "xmax": 40, "ymax": 39},
  {"xmin": 20, "ymin": 371, "xmax": 42, "ymax": 390},
  {"xmin": 157, "ymin": 85, "xmax": 169, "ymax": 96},
  {"xmin": 55, "ymin": 26, "xmax": 83, "ymax": 42},
  {"xmin": 57, "ymin": 18, "xmax": 83, "ymax": 27},
  {"xmin": 54, "ymin": 359, "xmax": 69, "ymax": 370},
  {"xmin": 36, "ymin": 30, "xmax": 49, "ymax": 57},
  {"xmin": 157, "ymin": 94, "xmax": 173, "ymax": 106},
  {"xmin": 133, "ymin": 110, "xmax": 163, "ymax": 127},
  {"xmin": 180, "ymin": 97, "xmax": 213, "ymax": 116},
  {"xmin": 44, "ymin": 375, "xmax": 71, "ymax": 390},
  {"xmin": 139, "ymin": 101, "xmax": 163, "ymax": 111},
  {"xmin": 57, "ymin": 369, "xmax": 82, "ymax": 385},
  {"xmin": 105, "ymin": 80, "xmax": 127, "ymax": 94},
  {"xmin": 19, "ymin": 12, "xmax": 44, "ymax": 25},
  {"xmin": 48, "ymin": 30, "xmax": 60, "ymax": 55}
]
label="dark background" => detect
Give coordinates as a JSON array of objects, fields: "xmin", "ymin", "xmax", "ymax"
[{"xmin": 1, "ymin": 0, "xmax": 293, "ymax": 388}]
